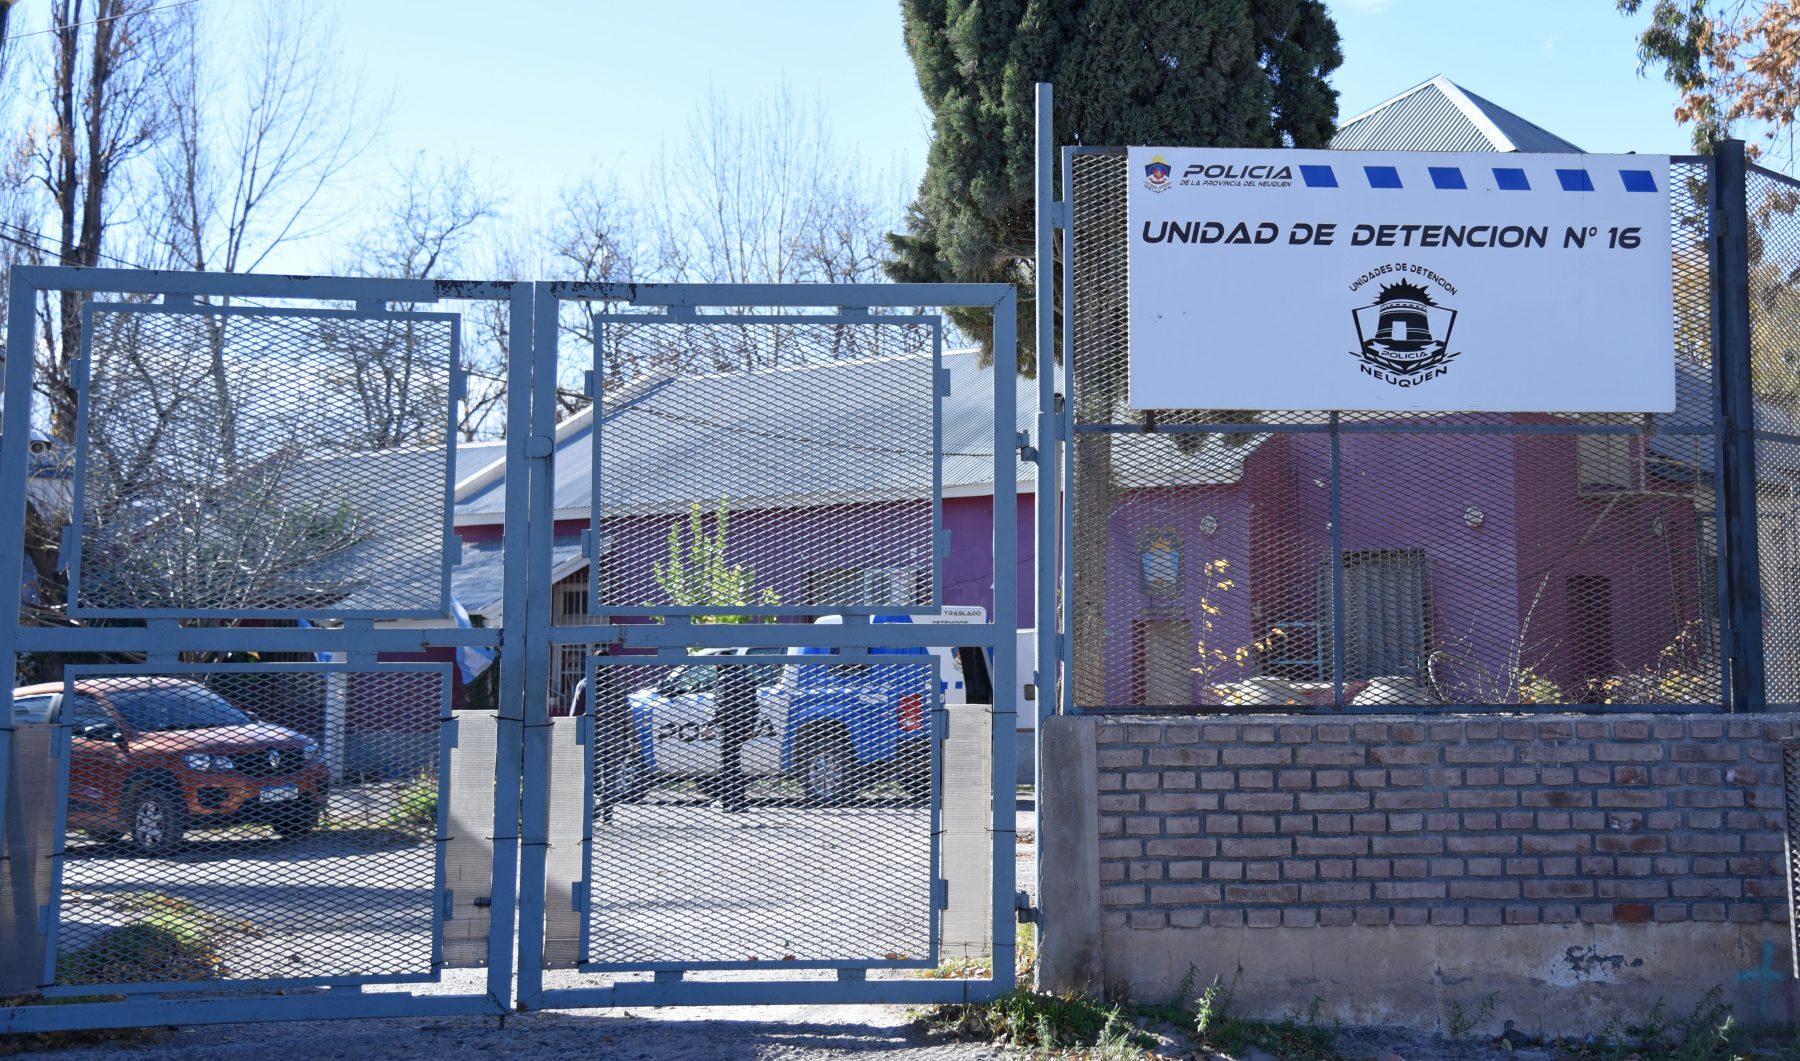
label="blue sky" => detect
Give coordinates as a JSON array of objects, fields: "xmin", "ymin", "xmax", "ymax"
[
  {"xmin": 7, "ymin": 0, "xmax": 1710, "ymax": 273},
  {"xmin": 291, "ymin": 0, "xmax": 1698, "ymax": 275}
]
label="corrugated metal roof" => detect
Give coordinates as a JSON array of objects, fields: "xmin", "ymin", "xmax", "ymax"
[
  {"xmin": 454, "ymin": 440, "xmax": 504, "ymax": 485},
  {"xmin": 1332, "ymin": 75, "xmax": 1583, "ymax": 154},
  {"xmin": 450, "ymin": 535, "xmax": 583, "ymax": 615},
  {"xmin": 456, "ymin": 349, "xmax": 1040, "ymax": 518}
]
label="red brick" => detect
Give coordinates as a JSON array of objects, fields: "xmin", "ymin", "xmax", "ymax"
[
  {"xmin": 1614, "ymin": 903, "xmax": 1653, "ymax": 923},
  {"xmin": 1451, "ymin": 790, "xmax": 1517, "ymax": 809},
  {"xmin": 1450, "ymin": 880, "xmax": 1519, "ymax": 900},
  {"xmin": 1376, "ymin": 791, "xmax": 1445, "ymax": 810},
  {"xmin": 1296, "ymin": 835, "xmax": 1369, "ymax": 856},
  {"xmin": 1524, "ymin": 880, "xmax": 1595, "ymax": 899},
  {"xmin": 1613, "ymin": 720, "xmax": 1650, "ymax": 740},
  {"xmin": 1223, "ymin": 746, "xmax": 1291, "ymax": 766},
  {"xmin": 1149, "ymin": 884, "xmax": 1223, "ymax": 904},
  {"xmin": 1220, "ymin": 837, "xmax": 1290, "ymax": 858},
  {"xmin": 1445, "ymin": 746, "xmax": 1513, "ymax": 764},
  {"xmin": 1223, "ymin": 793, "xmax": 1294, "ymax": 812},
  {"xmin": 1149, "ymin": 747, "xmax": 1218, "ymax": 767},
  {"xmin": 1371, "ymin": 746, "xmax": 1439, "ymax": 765},
  {"xmin": 1224, "ymin": 884, "xmax": 1299, "ymax": 903},
  {"xmin": 1147, "ymin": 838, "xmax": 1217, "ymax": 857},
  {"xmin": 1301, "ymin": 882, "xmax": 1370, "ymax": 902}
]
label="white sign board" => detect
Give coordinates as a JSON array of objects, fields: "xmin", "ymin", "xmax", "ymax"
[{"xmin": 1127, "ymin": 148, "xmax": 1675, "ymax": 412}]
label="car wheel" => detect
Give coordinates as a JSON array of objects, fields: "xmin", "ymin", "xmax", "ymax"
[
  {"xmin": 800, "ymin": 737, "xmax": 857, "ymax": 806},
  {"xmin": 272, "ymin": 800, "xmax": 322, "ymax": 839},
  {"xmin": 128, "ymin": 788, "xmax": 186, "ymax": 856}
]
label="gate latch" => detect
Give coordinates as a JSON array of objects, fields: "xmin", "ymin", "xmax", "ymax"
[{"xmin": 1016, "ymin": 890, "xmax": 1040, "ymax": 923}]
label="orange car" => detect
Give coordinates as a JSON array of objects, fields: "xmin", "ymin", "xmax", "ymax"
[{"xmin": 12, "ymin": 677, "xmax": 330, "ymax": 855}]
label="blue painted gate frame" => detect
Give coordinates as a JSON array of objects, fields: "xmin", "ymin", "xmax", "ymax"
[
  {"xmin": 515, "ymin": 281, "xmax": 1020, "ymax": 1009},
  {"xmin": 0, "ymin": 269, "xmax": 1021, "ymax": 1028},
  {"xmin": 0, "ymin": 267, "xmax": 525, "ymax": 1032}
]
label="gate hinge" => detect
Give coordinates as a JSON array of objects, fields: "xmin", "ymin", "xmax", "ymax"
[
  {"xmin": 57, "ymin": 525, "xmax": 76, "ymax": 572},
  {"xmin": 581, "ymin": 528, "xmax": 595, "ymax": 559},
  {"xmin": 933, "ymin": 878, "xmax": 950, "ymax": 910},
  {"xmin": 1054, "ymin": 201, "xmax": 1072, "ymax": 230},
  {"xmin": 449, "ymin": 535, "xmax": 464, "ymax": 565},
  {"xmin": 1016, "ymin": 890, "xmax": 1040, "ymax": 923},
  {"xmin": 524, "ymin": 435, "xmax": 554, "ymax": 459},
  {"xmin": 445, "ymin": 718, "xmax": 460, "ymax": 749},
  {"xmin": 932, "ymin": 709, "xmax": 948, "ymax": 742},
  {"xmin": 1017, "ymin": 430, "xmax": 1037, "ymax": 463},
  {"xmin": 441, "ymin": 890, "xmax": 455, "ymax": 921},
  {"xmin": 1708, "ymin": 206, "xmax": 1725, "ymax": 240},
  {"xmin": 584, "ymin": 369, "xmax": 597, "ymax": 399},
  {"xmin": 572, "ymin": 881, "xmax": 587, "ymax": 914},
  {"xmin": 935, "ymin": 528, "xmax": 952, "ymax": 561},
  {"xmin": 937, "ymin": 367, "xmax": 952, "ymax": 398}
]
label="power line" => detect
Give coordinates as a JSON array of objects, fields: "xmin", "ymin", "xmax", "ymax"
[
  {"xmin": 0, "ymin": 217, "xmax": 156, "ymax": 270},
  {"xmin": 7, "ymin": 0, "xmax": 198, "ymax": 41}
]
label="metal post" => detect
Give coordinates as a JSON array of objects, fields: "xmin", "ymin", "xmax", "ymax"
[
  {"xmin": 0, "ymin": 269, "xmax": 37, "ymax": 870},
  {"xmin": 1714, "ymin": 140, "xmax": 1765, "ymax": 711},
  {"xmin": 990, "ymin": 288, "xmax": 1021, "ymax": 996},
  {"xmin": 1329, "ymin": 413, "xmax": 1346, "ymax": 707},
  {"xmin": 1059, "ymin": 146, "xmax": 1079, "ymax": 717},
  {"xmin": 1032, "ymin": 80, "xmax": 1057, "ymax": 949},
  {"xmin": 485, "ymin": 282, "xmax": 536, "ymax": 1006},
  {"xmin": 513, "ymin": 284, "xmax": 561, "ymax": 999}
]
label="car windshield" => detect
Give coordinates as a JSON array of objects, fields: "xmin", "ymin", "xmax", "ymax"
[{"xmin": 107, "ymin": 687, "xmax": 251, "ymax": 732}]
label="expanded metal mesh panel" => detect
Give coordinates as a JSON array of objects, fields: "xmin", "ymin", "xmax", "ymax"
[
  {"xmin": 1759, "ymin": 441, "xmax": 1800, "ymax": 706},
  {"xmin": 579, "ymin": 657, "xmax": 936, "ymax": 968},
  {"xmin": 1748, "ymin": 168, "xmax": 1800, "ymax": 437},
  {"xmin": 1750, "ymin": 167, "xmax": 1800, "ymax": 709},
  {"xmin": 591, "ymin": 317, "xmax": 942, "ymax": 616},
  {"xmin": 51, "ymin": 667, "xmax": 449, "ymax": 989},
  {"xmin": 71, "ymin": 305, "xmax": 457, "ymax": 617},
  {"xmin": 1065, "ymin": 152, "xmax": 1722, "ymax": 710},
  {"xmin": 1784, "ymin": 741, "xmax": 1800, "ymax": 977}
]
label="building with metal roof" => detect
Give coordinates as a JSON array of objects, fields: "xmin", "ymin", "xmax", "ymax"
[{"xmin": 1332, "ymin": 74, "xmax": 1584, "ymax": 154}]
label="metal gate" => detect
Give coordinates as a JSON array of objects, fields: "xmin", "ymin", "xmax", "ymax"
[{"xmin": 0, "ymin": 270, "xmax": 1021, "ymax": 1031}]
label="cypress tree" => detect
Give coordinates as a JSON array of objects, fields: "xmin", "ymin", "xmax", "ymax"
[{"xmin": 889, "ymin": 0, "xmax": 1343, "ymax": 373}]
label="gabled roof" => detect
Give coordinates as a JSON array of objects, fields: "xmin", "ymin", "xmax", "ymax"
[
  {"xmin": 1332, "ymin": 75, "xmax": 1583, "ymax": 154},
  {"xmin": 453, "ymin": 348, "xmax": 1042, "ymax": 522}
]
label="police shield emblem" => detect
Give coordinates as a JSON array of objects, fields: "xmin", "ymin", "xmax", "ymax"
[{"xmin": 1352, "ymin": 280, "xmax": 1458, "ymax": 378}]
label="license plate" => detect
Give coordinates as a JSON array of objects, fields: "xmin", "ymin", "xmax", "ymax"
[{"xmin": 260, "ymin": 784, "xmax": 299, "ymax": 803}]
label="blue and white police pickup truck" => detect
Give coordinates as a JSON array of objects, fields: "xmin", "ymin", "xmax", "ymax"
[{"xmin": 623, "ymin": 607, "xmax": 993, "ymax": 803}]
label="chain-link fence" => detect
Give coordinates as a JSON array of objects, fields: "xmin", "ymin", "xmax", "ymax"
[
  {"xmin": 70, "ymin": 304, "xmax": 457, "ymax": 619},
  {"xmin": 1066, "ymin": 151, "xmax": 1725, "ymax": 711},
  {"xmin": 45, "ymin": 665, "xmax": 449, "ymax": 989},
  {"xmin": 572, "ymin": 655, "xmax": 939, "ymax": 969},
  {"xmin": 1748, "ymin": 166, "xmax": 1800, "ymax": 708},
  {"xmin": 589, "ymin": 316, "xmax": 942, "ymax": 618}
]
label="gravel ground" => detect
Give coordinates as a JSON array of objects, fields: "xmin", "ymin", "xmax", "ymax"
[{"xmin": 33, "ymin": 1003, "xmax": 1010, "ymax": 1060}]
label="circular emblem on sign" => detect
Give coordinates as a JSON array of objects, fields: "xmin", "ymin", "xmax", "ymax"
[{"xmin": 1350, "ymin": 266, "xmax": 1461, "ymax": 388}]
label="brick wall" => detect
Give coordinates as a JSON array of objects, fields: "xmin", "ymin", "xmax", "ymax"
[{"xmin": 1095, "ymin": 714, "xmax": 1794, "ymax": 931}]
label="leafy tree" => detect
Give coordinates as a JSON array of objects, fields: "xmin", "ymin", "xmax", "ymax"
[
  {"xmin": 650, "ymin": 498, "xmax": 780, "ymax": 624},
  {"xmin": 1619, "ymin": 0, "xmax": 1800, "ymax": 167},
  {"xmin": 888, "ymin": 0, "xmax": 1343, "ymax": 373},
  {"xmin": 892, "ymin": 0, "xmax": 1341, "ymax": 703}
]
